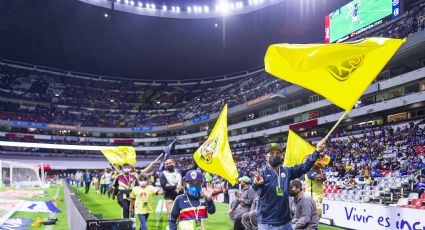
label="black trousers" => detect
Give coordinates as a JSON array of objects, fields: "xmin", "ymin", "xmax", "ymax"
[
  {"xmin": 85, "ymin": 182, "xmax": 91, "ymax": 193},
  {"xmin": 117, "ymin": 192, "xmax": 131, "ymax": 218},
  {"xmin": 100, "ymin": 184, "xmax": 109, "ymax": 195}
]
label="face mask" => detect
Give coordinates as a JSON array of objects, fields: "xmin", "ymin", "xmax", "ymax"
[
  {"xmin": 123, "ymin": 168, "xmax": 130, "ymax": 174},
  {"xmin": 165, "ymin": 166, "xmax": 174, "ymax": 172},
  {"xmin": 288, "ymin": 190, "xmax": 297, "ymax": 197},
  {"xmin": 268, "ymin": 155, "xmax": 282, "ymax": 167},
  {"xmin": 140, "ymin": 181, "xmax": 148, "ymax": 187},
  {"xmin": 186, "ymin": 184, "xmax": 201, "ymax": 198}
]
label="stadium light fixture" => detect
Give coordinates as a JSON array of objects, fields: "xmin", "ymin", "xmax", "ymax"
[
  {"xmin": 204, "ymin": 6, "xmax": 209, "ymax": 12},
  {"xmin": 176, "ymin": 6, "xmax": 180, "ymax": 12},
  {"xmin": 138, "ymin": 1, "xmax": 142, "ymax": 7},
  {"xmin": 125, "ymin": 0, "xmax": 129, "ymax": 4},
  {"xmin": 117, "ymin": 0, "xmax": 121, "ymax": 3},
  {"xmin": 151, "ymin": 3, "xmax": 155, "ymax": 9},
  {"xmin": 219, "ymin": 2, "xmax": 230, "ymax": 13},
  {"xmin": 172, "ymin": 6, "xmax": 176, "ymax": 11},
  {"xmin": 187, "ymin": 6, "xmax": 192, "ymax": 12},
  {"xmin": 130, "ymin": 0, "xmax": 134, "ymax": 5},
  {"xmin": 162, "ymin": 5, "xmax": 167, "ymax": 10}
]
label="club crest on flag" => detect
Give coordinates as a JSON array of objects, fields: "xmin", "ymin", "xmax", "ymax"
[
  {"xmin": 199, "ymin": 137, "xmax": 219, "ymax": 164},
  {"xmin": 325, "ymin": 55, "xmax": 365, "ymax": 81}
]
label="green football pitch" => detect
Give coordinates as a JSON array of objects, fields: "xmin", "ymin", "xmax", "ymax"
[
  {"xmin": 73, "ymin": 185, "xmax": 343, "ymax": 230},
  {"xmin": 329, "ymin": 0, "xmax": 392, "ymax": 42}
]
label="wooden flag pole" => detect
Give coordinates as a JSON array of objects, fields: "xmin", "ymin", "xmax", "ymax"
[{"xmin": 323, "ymin": 110, "xmax": 349, "ymax": 141}]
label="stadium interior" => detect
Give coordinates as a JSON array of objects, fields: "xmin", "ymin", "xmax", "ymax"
[{"xmin": 1, "ymin": 0, "xmax": 425, "ymax": 229}]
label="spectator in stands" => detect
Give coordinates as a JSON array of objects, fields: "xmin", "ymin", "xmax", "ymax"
[
  {"xmin": 112, "ymin": 164, "xmax": 139, "ymax": 218},
  {"xmin": 305, "ymin": 155, "xmax": 330, "ymax": 216},
  {"xmin": 83, "ymin": 170, "xmax": 93, "ymax": 194},
  {"xmin": 416, "ymin": 174, "xmax": 425, "ymax": 197},
  {"xmin": 160, "ymin": 159, "xmax": 184, "ymax": 216},
  {"xmin": 289, "ymin": 180, "xmax": 319, "ymax": 230},
  {"xmin": 252, "ymin": 140, "xmax": 325, "ymax": 230},
  {"xmin": 229, "ymin": 176, "xmax": 256, "ymax": 230}
]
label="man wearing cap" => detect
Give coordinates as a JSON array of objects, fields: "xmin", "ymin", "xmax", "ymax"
[
  {"xmin": 229, "ymin": 176, "xmax": 256, "ymax": 230},
  {"xmin": 289, "ymin": 180, "xmax": 319, "ymax": 230},
  {"xmin": 169, "ymin": 170, "xmax": 216, "ymax": 230},
  {"xmin": 253, "ymin": 139, "xmax": 326, "ymax": 230},
  {"xmin": 112, "ymin": 163, "xmax": 139, "ymax": 218}
]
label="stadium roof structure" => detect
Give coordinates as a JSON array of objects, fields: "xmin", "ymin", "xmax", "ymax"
[{"xmin": 0, "ymin": 0, "xmax": 350, "ymax": 80}]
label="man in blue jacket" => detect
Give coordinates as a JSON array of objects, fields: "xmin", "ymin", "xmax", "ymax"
[{"xmin": 253, "ymin": 139, "xmax": 326, "ymax": 230}]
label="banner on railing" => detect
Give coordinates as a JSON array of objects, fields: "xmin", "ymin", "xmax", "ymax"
[{"xmin": 322, "ymin": 200, "xmax": 425, "ymax": 230}]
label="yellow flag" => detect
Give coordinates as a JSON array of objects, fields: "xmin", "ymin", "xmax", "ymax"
[
  {"xmin": 265, "ymin": 37, "xmax": 405, "ymax": 111},
  {"xmin": 283, "ymin": 130, "xmax": 315, "ymax": 167},
  {"xmin": 101, "ymin": 146, "xmax": 136, "ymax": 165},
  {"xmin": 193, "ymin": 104, "xmax": 239, "ymax": 185}
]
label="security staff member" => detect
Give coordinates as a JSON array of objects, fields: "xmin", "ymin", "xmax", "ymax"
[
  {"xmin": 252, "ymin": 139, "xmax": 326, "ymax": 230},
  {"xmin": 112, "ymin": 163, "xmax": 139, "ymax": 218}
]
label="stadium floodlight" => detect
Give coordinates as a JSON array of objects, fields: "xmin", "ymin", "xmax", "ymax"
[
  {"xmin": 151, "ymin": 3, "xmax": 155, "ymax": 8},
  {"xmin": 172, "ymin": 6, "xmax": 176, "ymax": 11},
  {"xmin": 130, "ymin": 0, "xmax": 134, "ymax": 5},
  {"xmin": 125, "ymin": 0, "xmax": 129, "ymax": 4},
  {"xmin": 219, "ymin": 1, "xmax": 230, "ymax": 13},
  {"xmin": 187, "ymin": 6, "xmax": 192, "ymax": 12},
  {"xmin": 162, "ymin": 5, "xmax": 167, "ymax": 10},
  {"xmin": 146, "ymin": 3, "xmax": 150, "ymax": 8},
  {"xmin": 117, "ymin": 0, "xmax": 121, "ymax": 3},
  {"xmin": 230, "ymin": 3, "xmax": 235, "ymax": 9},
  {"xmin": 204, "ymin": 6, "xmax": 209, "ymax": 12},
  {"xmin": 176, "ymin": 6, "xmax": 180, "ymax": 12},
  {"xmin": 138, "ymin": 1, "xmax": 142, "ymax": 7},
  {"xmin": 248, "ymin": 0, "xmax": 252, "ymax": 5}
]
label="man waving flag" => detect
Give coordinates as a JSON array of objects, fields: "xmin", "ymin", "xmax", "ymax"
[
  {"xmin": 265, "ymin": 37, "xmax": 405, "ymax": 111},
  {"xmin": 193, "ymin": 104, "xmax": 239, "ymax": 185}
]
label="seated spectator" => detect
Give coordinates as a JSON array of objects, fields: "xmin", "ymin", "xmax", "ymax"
[
  {"xmin": 416, "ymin": 175, "xmax": 425, "ymax": 197},
  {"xmin": 241, "ymin": 190, "xmax": 259, "ymax": 230},
  {"xmin": 289, "ymin": 180, "xmax": 319, "ymax": 230},
  {"xmin": 229, "ymin": 176, "xmax": 256, "ymax": 230}
]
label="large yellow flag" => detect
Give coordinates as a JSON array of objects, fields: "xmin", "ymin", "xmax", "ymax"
[
  {"xmin": 265, "ymin": 37, "xmax": 405, "ymax": 111},
  {"xmin": 193, "ymin": 104, "xmax": 239, "ymax": 185},
  {"xmin": 101, "ymin": 146, "xmax": 136, "ymax": 165},
  {"xmin": 283, "ymin": 130, "xmax": 315, "ymax": 167}
]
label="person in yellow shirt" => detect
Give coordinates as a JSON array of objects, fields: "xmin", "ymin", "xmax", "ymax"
[
  {"xmin": 130, "ymin": 173, "xmax": 164, "ymax": 230},
  {"xmin": 305, "ymin": 155, "xmax": 330, "ymax": 217}
]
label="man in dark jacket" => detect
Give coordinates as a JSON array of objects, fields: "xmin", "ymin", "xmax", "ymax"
[{"xmin": 252, "ymin": 139, "xmax": 326, "ymax": 230}]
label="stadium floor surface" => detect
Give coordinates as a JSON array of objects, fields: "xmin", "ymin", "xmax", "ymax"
[
  {"xmin": 6, "ymin": 184, "xmax": 68, "ymax": 230},
  {"xmin": 73, "ymin": 185, "xmax": 344, "ymax": 230}
]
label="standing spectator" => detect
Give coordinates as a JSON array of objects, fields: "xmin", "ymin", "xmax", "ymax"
[
  {"xmin": 229, "ymin": 176, "xmax": 256, "ymax": 230},
  {"xmin": 160, "ymin": 159, "xmax": 184, "ymax": 215},
  {"xmin": 252, "ymin": 140, "xmax": 325, "ymax": 230},
  {"xmin": 130, "ymin": 174, "xmax": 164, "ymax": 230},
  {"xmin": 112, "ymin": 164, "xmax": 139, "ymax": 218},
  {"xmin": 83, "ymin": 170, "xmax": 93, "ymax": 194},
  {"xmin": 289, "ymin": 180, "xmax": 319, "ymax": 230},
  {"xmin": 168, "ymin": 170, "xmax": 216, "ymax": 230},
  {"xmin": 100, "ymin": 168, "xmax": 112, "ymax": 197}
]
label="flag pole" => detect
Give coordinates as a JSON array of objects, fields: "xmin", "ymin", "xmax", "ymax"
[{"xmin": 323, "ymin": 110, "xmax": 349, "ymax": 141}]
